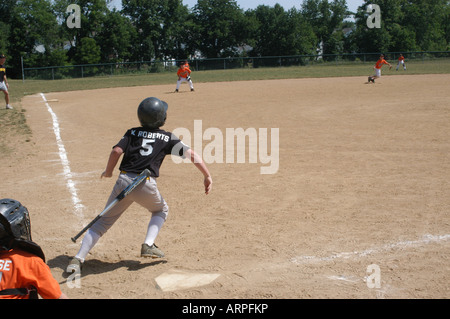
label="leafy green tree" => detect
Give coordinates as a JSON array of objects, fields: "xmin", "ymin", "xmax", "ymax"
[
  {"xmin": 0, "ymin": 22, "xmax": 9, "ymax": 56},
  {"xmin": 445, "ymin": 3, "xmax": 450, "ymax": 49},
  {"xmin": 122, "ymin": 0, "xmax": 168, "ymax": 61},
  {"xmin": 350, "ymin": 0, "xmax": 449, "ymax": 53},
  {"xmin": 74, "ymin": 37, "xmax": 101, "ymax": 64},
  {"xmin": 248, "ymin": 4, "xmax": 287, "ymax": 56},
  {"xmin": 248, "ymin": 4, "xmax": 317, "ymax": 57},
  {"xmin": 6, "ymin": 0, "xmax": 60, "ymax": 76},
  {"xmin": 0, "ymin": 0, "xmax": 15, "ymax": 55},
  {"xmin": 122, "ymin": 0, "xmax": 191, "ymax": 61},
  {"xmin": 388, "ymin": 23, "xmax": 417, "ymax": 52},
  {"xmin": 192, "ymin": 0, "xmax": 249, "ymax": 58},
  {"xmin": 301, "ymin": 0, "xmax": 349, "ymax": 55},
  {"xmin": 160, "ymin": 0, "xmax": 190, "ymax": 60},
  {"xmin": 46, "ymin": 48, "xmax": 70, "ymax": 67},
  {"xmin": 1, "ymin": 0, "xmax": 448, "ymax": 77},
  {"xmin": 402, "ymin": 0, "xmax": 448, "ymax": 51},
  {"xmin": 76, "ymin": 0, "xmax": 109, "ymax": 39},
  {"xmin": 177, "ymin": 11, "xmax": 201, "ymax": 59},
  {"xmin": 53, "ymin": 0, "xmax": 110, "ymax": 64},
  {"xmin": 351, "ymin": 0, "xmax": 401, "ymax": 53},
  {"xmin": 285, "ymin": 8, "xmax": 318, "ymax": 55},
  {"xmin": 97, "ymin": 9, "xmax": 137, "ymax": 62}
]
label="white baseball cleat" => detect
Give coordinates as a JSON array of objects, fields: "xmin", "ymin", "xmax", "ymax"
[
  {"xmin": 141, "ymin": 243, "xmax": 165, "ymax": 258},
  {"xmin": 67, "ymin": 257, "xmax": 83, "ymax": 273}
]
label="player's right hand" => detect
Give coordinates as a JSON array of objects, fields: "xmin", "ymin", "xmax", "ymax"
[
  {"xmin": 101, "ymin": 171, "xmax": 112, "ymax": 178},
  {"xmin": 204, "ymin": 176, "xmax": 212, "ymax": 194}
]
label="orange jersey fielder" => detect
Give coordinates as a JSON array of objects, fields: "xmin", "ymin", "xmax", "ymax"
[
  {"xmin": 0, "ymin": 249, "xmax": 62, "ymax": 299},
  {"xmin": 375, "ymin": 58, "xmax": 389, "ymax": 69},
  {"xmin": 177, "ymin": 65, "xmax": 191, "ymax": 78}
]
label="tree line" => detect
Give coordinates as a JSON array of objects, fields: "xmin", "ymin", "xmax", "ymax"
[{"xmin": 0, "ymin": 0, "xmax": 448, "ymax": 78}]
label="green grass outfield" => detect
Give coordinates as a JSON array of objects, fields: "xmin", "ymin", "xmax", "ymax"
[
  {"xmin": 1, "ymin": 59, "xmax": 449, "ymax": 156},
  {"xmin": 9, "ymin": 58, "xmax": 450, "ymax": 103}
]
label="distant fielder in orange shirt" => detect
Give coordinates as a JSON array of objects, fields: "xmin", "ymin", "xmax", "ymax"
[
  {"xmin": 368, "ymin": 54, "xmax": 392, "ymax": 83},
  {"xmin": 396, "ymin": 54, "xmax": 407, "ymax": 71},
  {"xmin": 0, "ymin": 198, "xmax": 68, "ymax": 299},
  {"xmin": 175, "ymin": 61, "xmax": 194, "ymax": 92}
]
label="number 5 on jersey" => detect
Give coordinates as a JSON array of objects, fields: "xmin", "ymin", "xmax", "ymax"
[{"xmin": 140, "ymin": 138, "xmax": 155, "ymax": 156}]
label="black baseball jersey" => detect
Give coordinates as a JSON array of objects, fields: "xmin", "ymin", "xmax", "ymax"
[
  {"xmin": 115, "ymin": 127, "xmax": 190, "ymax": 177},
  {"xmin": 0, "ymin": 65, "xmax": 5, "ymax": 82}
]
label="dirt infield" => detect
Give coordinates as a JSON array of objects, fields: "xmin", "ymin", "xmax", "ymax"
[{"xmin": 2, "ymin": 74, "xmax": 449, "ymax": 299}]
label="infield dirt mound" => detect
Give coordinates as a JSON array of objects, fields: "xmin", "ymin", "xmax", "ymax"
[{"xmin": 2, "ymin": 74, "xmax": 449, "ymax": 299}]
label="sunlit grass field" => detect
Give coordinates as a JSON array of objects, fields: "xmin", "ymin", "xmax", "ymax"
[{"xmin": 11, "ymin": 58, "xmax": 450, "ymax": 99}]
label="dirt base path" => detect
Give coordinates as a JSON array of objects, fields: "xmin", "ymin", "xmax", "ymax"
[{"xmin": 2, "ymin": 74, "xmax": 449, "ymax": 299}]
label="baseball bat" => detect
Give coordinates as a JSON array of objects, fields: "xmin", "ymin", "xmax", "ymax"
[{"xmin": 71, "ymin": 169, "xmax": 151, "ymax": 243}]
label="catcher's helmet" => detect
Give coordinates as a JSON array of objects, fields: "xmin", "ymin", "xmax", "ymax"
[
  {"xmin": 0, "ymin": 198, "xmax": 32, "ymax": 243},
  {"xmin": 137, "ymin": 97, "xmax": 168, "ymax": 129},
  {"xmin": 0, "ymin": 198, "xmax": 45, "ymax": 261}
]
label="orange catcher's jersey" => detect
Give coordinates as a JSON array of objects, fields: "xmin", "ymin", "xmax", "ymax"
[{"xmin": 0, "ymin": 249, "xmax": 62, "ymax": 299}]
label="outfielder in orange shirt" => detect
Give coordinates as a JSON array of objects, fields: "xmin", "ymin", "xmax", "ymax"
[
  {"xmin": 175, "ymin": 62, "xmax": 194, "ymax": 92},
  {"xmin": 0, "ymin": 198, "xmax": 68, "ymax": 299},
  {"xmin": 396, "ymin": 54, "xmax": 406, "ymax": 71},
  {"xmin": 368, "ymin": 54, "xmax": 392, "ymax": 83}
]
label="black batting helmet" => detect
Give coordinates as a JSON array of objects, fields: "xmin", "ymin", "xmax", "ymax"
[{"xmin": 137, "ymin": 97, "xmax": 168, "ymax": 129}]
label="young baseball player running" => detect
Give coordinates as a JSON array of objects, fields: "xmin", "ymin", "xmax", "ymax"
[
  {"xmin": 368, "ymin": 54, "xmax": 392, "ymax": 83},
  {"xmin": 68, "ymin": 97, "xmax": 212, "ymax": 272},
  {"xmin": 175, "ymin": 62, "xmax": 194, "ymax": 92}
]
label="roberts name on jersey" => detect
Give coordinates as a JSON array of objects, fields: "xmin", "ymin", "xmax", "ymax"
[{"xmin": 132, "ymin": 129, "xmax": 170, "ymax": 142}]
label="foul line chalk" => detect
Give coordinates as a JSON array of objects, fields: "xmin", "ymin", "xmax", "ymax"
[
  {"xmin": 291, "ymin": 234, "xmax": 450, "ymax": 265},
  {"xmin": 40, "ymin": 93, "xmax": 85, "ymax": 219}
]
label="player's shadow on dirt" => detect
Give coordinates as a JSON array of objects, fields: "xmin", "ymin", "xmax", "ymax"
[
  {"xmin": 48, "ymin": 255, "xmax": 166, "ymax": 281},
  {"xmin": 164, "ymin": 90, "xmax": 190, "ymax": 94}
]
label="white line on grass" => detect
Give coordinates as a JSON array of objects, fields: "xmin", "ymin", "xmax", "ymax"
[{"xmin": 40, "ymin": 93, "xmax": 85, "ymax": 219}]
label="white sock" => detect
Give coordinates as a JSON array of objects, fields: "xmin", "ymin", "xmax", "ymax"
[
  {"xmin": 144, "ymin": 215, "xmax": 165, "ymax": 246},
  {"xmin": 75, "ymin": 229, "xmax": 101, "ymax": 262}
]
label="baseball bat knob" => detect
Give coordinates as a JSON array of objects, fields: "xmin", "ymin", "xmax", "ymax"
[{"xmin": 71, "ymin": 237, "xmax": 77, "ymax": 243}]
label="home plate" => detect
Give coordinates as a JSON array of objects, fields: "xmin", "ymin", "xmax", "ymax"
[{"xmin": 155, "ymin": 269, "xmax": 220, "ymax": 292}]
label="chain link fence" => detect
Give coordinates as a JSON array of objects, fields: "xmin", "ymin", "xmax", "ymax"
[{"xmin": 22, "ymin": 51, "xmax": 450, "ymax": 80}]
